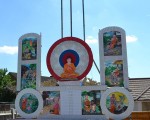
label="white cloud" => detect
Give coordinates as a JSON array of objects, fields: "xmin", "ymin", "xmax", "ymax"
[
  {"xmin": 126, "ymin": 35, "xmax": 138, "ymax": 43},
  {"xmin": 0, "ymin": 46, "xmax": 18, "ymax": 55},
  {"xmin": 85, "ymin": 36, "xmax": 98, "ymax": 44}
]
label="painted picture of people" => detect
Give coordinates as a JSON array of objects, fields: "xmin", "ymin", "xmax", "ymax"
[
  {"xmin": 21, "ymin": 64, "xmax": 36, "ymax": 89},
  {"xmin": 41, "ymin": 91, "xmax": 60, "ymax": 116},
  {"xmin": 61, "ymin": 56, "xmax": 79, "ymax": 80},
  {"xmin": 82, "ymin": 90, "xmax": 102, "ymax": 115},
  {"xmin": 106, "ymin": 92, "xmax": 128, "ymax": 114},
  {"xmin": 103, "ymin": 31, "xmax": 122, "ymax": 56},
  {"xmin": 22, "ymin": 37, "xmax": 37, "ymax": 60},
  {"xmin": 105, "ymin": 60, "xmax": 124, "ymax": 87},
  {"xmin": 20, "ymin": 93, "xmax": 39, "ymax": 114}
]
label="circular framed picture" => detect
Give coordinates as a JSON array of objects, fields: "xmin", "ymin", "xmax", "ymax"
[
  {"xmin": 46, "ymin": 37, "xmax": 93, "ymax": 81},
  {"xmin": 15, "ymin": 88, "xmax": 43, "ymax": 118},
  {"xmin": 100, "ymin": 87, "xmax": 134, "ymax": 119}
]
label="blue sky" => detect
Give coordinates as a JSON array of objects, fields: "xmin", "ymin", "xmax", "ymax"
[{"xmin": 0, "ymin": 0, "xmax": 150, "ymax": 81}]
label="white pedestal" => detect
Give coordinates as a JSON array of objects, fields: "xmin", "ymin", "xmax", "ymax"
[{"xmin": 60, "ymin": 90, "xmax": 82, "ymax": 115}]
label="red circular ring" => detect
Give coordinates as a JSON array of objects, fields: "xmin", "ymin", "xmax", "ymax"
[{"xmin": 46, "ymin": 37, "xmax": 93, "ymax": 81}]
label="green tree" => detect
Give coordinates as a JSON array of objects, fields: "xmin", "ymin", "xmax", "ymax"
[{"xmin": 0, "ymin": 68, "xmax": 16, "ymax": 102}]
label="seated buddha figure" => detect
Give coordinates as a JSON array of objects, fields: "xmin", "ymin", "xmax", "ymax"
[{"xmin": 61, "ymin": 57, "xmax": 79, "ymax": 79}]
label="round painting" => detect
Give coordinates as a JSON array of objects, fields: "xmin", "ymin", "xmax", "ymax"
[
  {"xmin": 106, "ymin": 92, "xmax": 128, "ymax": 114},
  {"xmin": 15, "ymin": 88, "xmax": 43, "ymax": 118},
  {"xmin": 19, "ymin": 93, "xmax": 39, "ymax": 114},
  {"xmin": 100, "ymin": 87, "xmax": 134, "ymax": 120},
  {"xmin": 46, "ymin": 37, "xmax": 93, "ymax": 81}
]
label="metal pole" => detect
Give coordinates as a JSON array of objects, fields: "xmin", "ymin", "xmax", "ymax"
[
  {"xmin": 70, "ymin": 0, "xmax": 72, "ymax": 37},
  {"xmin": 61, "ymin": 0, "xmax": 63, "ymax": 38},
  {"xmin": 82, "ymin": 0, "xmax": 85, "ymax": 41},
  {"xmin": 82, "ymin": 0, "xmax": 100, "ymax": 74}
]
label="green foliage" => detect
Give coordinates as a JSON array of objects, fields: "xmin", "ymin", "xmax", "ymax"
[
  {"xmin": 82, "ymin": 91, "xmax": 88, "ymax": 96},
  {"xmin": 0, "ymin": 68, "xmax": 16, "ymax": 102},
  {"xmin": 105, "ymin": 80, "xmax": 111, "ymax": 87},
  {"xmin": 0, "ymin": 68, "xmax": 14, "ymax": 89},
  {"xmin": 81, "ymin": 91, "xmax": 95, "ymax": 97},
  {"xmin": 0, "ymin": 88, "xmax": 16, "ymax": 102},
  {"xmin": 22, "ymin": 80, "xmax": 36, "ymax": 89},
  {"xmin": 103, "ymin": 35, "xmax": 111, "ymax": 47},
  {"xmin": 105, "ymin": 66, "xmax": 116, "ymax": 76},
  {"xmin": 119, "ymin": 79, "xmax": 124, "ymax": 87},
  {"xmin": 29, "ymin": 64, "xmax": 36, "ymax": 70}
]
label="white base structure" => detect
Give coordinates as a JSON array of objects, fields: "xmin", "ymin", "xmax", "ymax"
[{"xmin": 60, "ymin": 90, "xmax": 81, "ymax": 115}]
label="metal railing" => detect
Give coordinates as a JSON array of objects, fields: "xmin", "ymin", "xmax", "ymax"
[{"xmin": 0, "ymin": 102, "xmax": 17, "ymax": 120}]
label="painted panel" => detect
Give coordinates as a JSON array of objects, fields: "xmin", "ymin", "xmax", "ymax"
[{"xmin": 81, "ymin": 90, "xmax": 102, "ymax": 115}]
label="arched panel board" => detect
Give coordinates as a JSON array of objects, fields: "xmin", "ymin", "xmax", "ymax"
[
  {"xmin": 99, "ymin": 27, "xmax": 129, "ymax": 88},
  {"xmin": 17, "ymin": 33, "xmax": 41, "ymax": 91}
]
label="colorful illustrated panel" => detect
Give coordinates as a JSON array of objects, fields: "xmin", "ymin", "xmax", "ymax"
[
  {"xmin": 41, "ymin": 91, "xmax": 60, "ymax": 115},
  {"xmin": 100, "ymin": 87, "xmax": 134, "ymax": 119},
  {"xmin": 15, "ymin": 88, "xmax": 43, "ymax": 118},
  {"xmin": 47, "ymin": 37, "xmax": 93, "ymax": 81},
  {"xmin": 22, "ymin": 37, "xmax": 37, "ymax": 60},
  {"xmin": 103, "ymin": 31, "xmax": 122, "ymax": 56},
  {"xmin": 81, "ymin": 90, "xmax": 102, "ymax": 115},
  {"xmin": 105, "ymin": 60, "xmax": 124, "ymax": 87},
  {"xmin": 21, "ymin": 64, "xmax": 36, "ymax": 89},
  {"xmin": 106, "ymin": 92, "xmax": 128, "ymax": 114},
  {"xmin": 19, "ymin": 93, "xmax": 39, "ymax": 114}
]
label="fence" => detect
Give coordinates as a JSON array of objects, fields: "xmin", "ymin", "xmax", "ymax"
[{"xmin": 0, "ymin": 102, "xmax": 16, "ymax": 120}]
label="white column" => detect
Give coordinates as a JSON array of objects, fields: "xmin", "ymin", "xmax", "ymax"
[{"xmin": 60, "ymin": 90, "xmax": 81, "ymax": 115}]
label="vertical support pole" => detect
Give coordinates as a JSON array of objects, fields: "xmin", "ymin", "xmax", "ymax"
[
  {"xmin": 82, "ymin": 0, "xmax": 85, "ymax": 41},
  {"xmin": 82, "ymin": 0, "xmax": 100, "ymax": 75},
  {"xmin": 61, "ymin": 0, "xmax": 63, "ymax": 38},
  {"xmin": 70, "ymin": 0, "xmax": 72, "ymax": 37}
]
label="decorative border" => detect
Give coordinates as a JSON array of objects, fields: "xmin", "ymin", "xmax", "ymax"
[
  {"xmin": 100, "ymin": 87, "xmax": 134, "ymax": 119},
  {"xmin": 99, "ymin": 26, "xmax": 129, "ymax": 88},
  {"xmin": 17, "ymin": 33, "xmax": 41, "ymax": 91},
  {"xmin": 46, "ymin": 37, "xmax": 93, "ymax": 81},
  {"xmin": 15, "ymin": 88, "xmax": 43, "ymax": 118}
]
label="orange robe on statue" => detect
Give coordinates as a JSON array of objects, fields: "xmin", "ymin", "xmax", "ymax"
[
  {"xmin": 110, "ymin": 37, "xmax": 118, "ymax": 49},
  {"xmin": 61, "ymin": 63, "xmax": 79, "ymax": 79},
  {"xmin": 110, "ymin": 104, "xmax": 116, "ymax": 113},
  {"xmin": 84, "ymin": 100, "xmax": 91, "ymax": 112}
]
